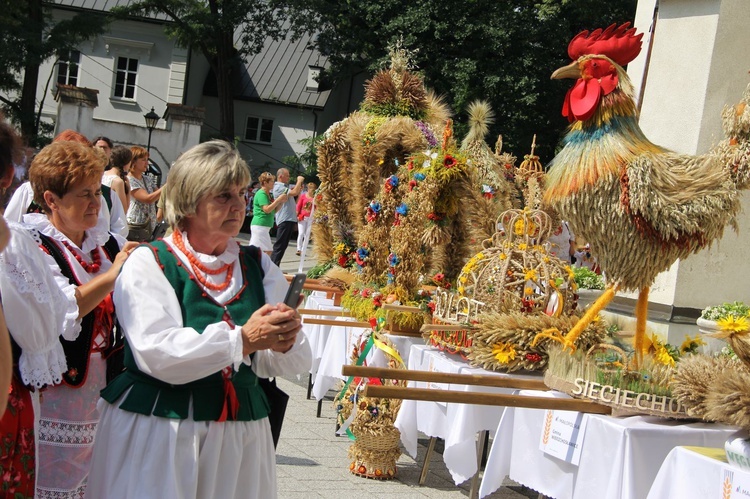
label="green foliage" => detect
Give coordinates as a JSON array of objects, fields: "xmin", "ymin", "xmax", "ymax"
[
  {"xmin": 306, "ymin": 261, "xmax": 333, "ymax": 280},
  {"xmin": 285, "ymin": 0, "xmax": 637, "ymax": 161},
  {"xmin": 700, "ymin": 301, "xmax": 750, "ymax": 321},
  {"xmin": 0, "ymin": 0, "xmax": 107, "ymax": 142},
  {"xmin": 282, "ymin": 133, "xmax": 325, "ymax": 179},
  {"xmin": 573, "ymin": 266, "xmax": 605, "ymax": 290}
]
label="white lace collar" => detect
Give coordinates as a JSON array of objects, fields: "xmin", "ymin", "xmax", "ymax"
[
  {"xmin": 168, "ymin": 230, "xmax": 239, "ymax": 266},
  {"xmin": 23, "ymin": 213, "xmax": 110, "ymax": 252}
]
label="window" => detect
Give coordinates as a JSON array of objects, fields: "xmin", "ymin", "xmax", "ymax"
[
  {"xmin": 245, "ymin": 116, "xmax": 273, "ymax": 143},
  {"xmin": 113, "ymin": 57, "xmax": 138, "ymax": 100},
  {"xmin": 57, "ymin": 50, "xmax": 80, "ymax": 86}
]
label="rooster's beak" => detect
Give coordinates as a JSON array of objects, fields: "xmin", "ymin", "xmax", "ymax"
[{"xmin": 551, "ymin": 61, "xmax": 580, "ymax": 80}]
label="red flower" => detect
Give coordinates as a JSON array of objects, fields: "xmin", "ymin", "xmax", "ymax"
[
  {"xmin": 525, "ymin": 353, "xmax": 543, "ymax": 363},
  {"xmin": 373, "ymin": 295, "xmax": 383, "ymax": 307},
  {"xmin": 504, "ymin": 163, "xmax": 513, "ymax": 170},
  {"xmin": 434, "ymin": 273, "xmax": 445, "ymax": 282},
  {"xmin": 443, "ymin": 155, "xmax": 457, "ymax": 168},
  {"xmin": 427, "ymin": 302, "xmax": 436, "ymax": 313},
  {"xmin": 361, "ymin": 288, "xmax": 371, "ymax": 298},
  {"xmin": 407, "ymin": 161, "xmax": 414, "ymax": 170},
  {"xmin": 369, "ymin": 317, "xmax": 378, "ymax": 328},
  {"xmin": 409, "ymin": 180, "xmax": 417, "ymax": 191},
  {"xmin": 338, "ymin": 255, "xmax": 348, "ymax": 267}
]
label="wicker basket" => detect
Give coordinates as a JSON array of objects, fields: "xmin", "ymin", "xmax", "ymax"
[{"xmin": 348, "ymin": 424, "xmax": 402, "ymax": 479}]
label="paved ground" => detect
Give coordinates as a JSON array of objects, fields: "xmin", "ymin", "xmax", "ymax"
[{"xmin": 237, "ymin": 234, "xmax": 537, "ymax": 498}]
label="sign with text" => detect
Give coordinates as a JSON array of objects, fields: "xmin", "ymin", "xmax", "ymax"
[
  {"xmin": 539, "ymin": 409, "xmax": 589, "ymax": 466},
  {"xmin": 721, "ymin": 466, "xmax": 750, "ymax": 498}
]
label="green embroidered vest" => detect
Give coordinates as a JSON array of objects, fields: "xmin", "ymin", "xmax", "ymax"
[{"xmin": 101, "ymin": 240, "xmax": 269, "ymax": 421}]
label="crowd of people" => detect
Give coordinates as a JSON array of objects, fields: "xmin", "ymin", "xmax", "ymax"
[{"xmin": 0, "ymin": 118, "xmax": 311, "ymax": 498}]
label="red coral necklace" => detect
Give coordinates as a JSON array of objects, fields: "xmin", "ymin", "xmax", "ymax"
[
  {"xmin": 61, "ymin": 240, "xmax": 102, "ymax": 274},
  {"xmin": 172, "ymin": 229, "xmax": 234, "ymax": 291}
]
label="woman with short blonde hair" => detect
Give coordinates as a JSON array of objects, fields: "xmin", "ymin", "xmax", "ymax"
[{"xmin": 87, "ymin": 139, "xmax": 310, "ymax": 499}]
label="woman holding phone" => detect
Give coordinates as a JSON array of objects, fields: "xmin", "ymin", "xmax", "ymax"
[{"xmin": 86, "ymin": 140, "xmax": 310, "ymax": 498}]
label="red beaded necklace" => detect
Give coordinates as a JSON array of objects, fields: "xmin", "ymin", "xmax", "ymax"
[
  {"xmin": 172, "ymin": 229, "xmax": 234, "ymax": 291},
  {"xmin": 61, "ymin": 240, "xmax": 102, "ymax": 274}
]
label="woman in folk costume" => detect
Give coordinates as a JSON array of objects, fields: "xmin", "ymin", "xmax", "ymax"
[
  {"xmin": 86, "ymin": 140, "xmax": 311, "ymax": 499},
  {"xmin": 0, "ymin": 121, "xmax": 80, "ymax": 497},
  {"xmin": 24, "ymin": 140, "xmax": 135, "ymax": 498}
]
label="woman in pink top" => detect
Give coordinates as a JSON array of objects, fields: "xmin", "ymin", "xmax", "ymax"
[{"xmin": 295, "ymin": 182, "xmax": 316, "ymax": 256}]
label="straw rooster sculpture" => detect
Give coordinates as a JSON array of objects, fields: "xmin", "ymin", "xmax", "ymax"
[{"xmin": 533, "ymin": 23, "xmax": 750, "ymax": 366}]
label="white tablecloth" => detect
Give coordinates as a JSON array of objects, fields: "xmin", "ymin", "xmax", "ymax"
[
  {"xmin": 302, "ymin": 296, "xmax": 421, "ymax": 400},
  {"xmin": 394, "ymin": 344, "xmax": 542, "ymax": 485},
  {"xmin": 648, "ymin": 446, "xmax": 741, "ymax": 499},
  {"xmin": 302, "ymin": 292, "xmax": 337, "ymax": 378},
  {"xmin": 479, "ymin": 390, "xmax": 738, "ymax": 499}
]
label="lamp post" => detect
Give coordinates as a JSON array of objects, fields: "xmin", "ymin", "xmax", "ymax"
[{"xmin": 143, "ymin": 107, "xmax": 160, "ymax": 152}]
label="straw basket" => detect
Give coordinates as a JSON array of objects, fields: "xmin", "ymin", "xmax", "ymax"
[
  {"xmin": 348, "ymin": 423, "xmax": 402, "ymax": 479},
  {"xmin": 544, "ymin": 343, "xmax": 692, "ymax": 419}
]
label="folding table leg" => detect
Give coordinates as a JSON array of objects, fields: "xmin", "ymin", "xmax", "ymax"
[
  {"xmin": 418, "ymin": 437, "xmax": 438, "ymax": 485},
  {"xmin": 469, "ymin": 430, "xmax": 488, "ymax": 499},
  {"xmin": 316, "ymin": 398, "xmax": 323, "ymax": 418},
  {"xmin": 306, "ymin": 373, "xmax": 313, "ymax": 400}
]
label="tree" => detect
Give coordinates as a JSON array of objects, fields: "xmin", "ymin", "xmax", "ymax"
[
  {"xmin": 286, "ymin": 0, "xmax": 637, "ymax": 161},
  {"xmin": 112, "ymin": 0, "xmax": 293, "ymax": 141},
  {"xmin": 0, "ymin": 0, "xmax": 107, "ymax": 145}
]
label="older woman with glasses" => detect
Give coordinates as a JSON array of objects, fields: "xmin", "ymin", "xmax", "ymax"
[{"xmin": 86, "ymin": 140, "xmax": 310, "ymax": 499}]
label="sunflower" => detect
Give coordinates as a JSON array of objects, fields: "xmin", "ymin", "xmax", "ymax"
[
  {"xmin": 717, "ymin": 315, "xmax": 750, "ymax": 334},
  {"xmin": 492, "ymin": 342, "xmax": 516, "ymax": 364}
]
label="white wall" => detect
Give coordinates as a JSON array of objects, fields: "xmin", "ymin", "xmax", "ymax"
[{"xmin": 621, "ymin": 0, "xmax": 750, "ymax": 341}]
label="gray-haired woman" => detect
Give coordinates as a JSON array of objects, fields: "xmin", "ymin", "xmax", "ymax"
[{"xmin": 86, "ymin": 140, "xmax": 310, "ymax": 499}]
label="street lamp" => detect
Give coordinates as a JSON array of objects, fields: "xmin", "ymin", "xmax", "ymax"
[{"xmin": 143, "ymin": 107, "xmax": 160, "ymax": 152}]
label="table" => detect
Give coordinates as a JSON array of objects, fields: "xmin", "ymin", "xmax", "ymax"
[
  {"xmin": 394, "ymin": 344, "xmax": 542, "ymax": 486},
  {"xmin": 478, "ymin": 390, "xmax": 738, "ymax": 499},
  {"xmin": 647, "ymin": 446, "xmax": 744, "ymax": 498},
  {"xmin": 301, "ymin": 294, "xmax": 421, "ymax": 401}
]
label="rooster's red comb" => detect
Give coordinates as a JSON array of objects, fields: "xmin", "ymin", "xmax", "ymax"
[{"xmin": 568, "ymin": 22, "xmax": 643, "ymax": 66}]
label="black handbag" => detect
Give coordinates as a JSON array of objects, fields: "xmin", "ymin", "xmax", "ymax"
[{"xmin": 259, "ymin": 377, "xmax": 289, "ymax": 448}]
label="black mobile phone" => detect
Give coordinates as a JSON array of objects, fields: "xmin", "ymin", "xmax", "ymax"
[{"xmin": 284, "ymin": 273, "xmax": 307, "ymax": 308}]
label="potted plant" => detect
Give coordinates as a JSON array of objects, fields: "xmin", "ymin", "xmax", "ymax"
[
  {"xmin": 573, "ymin": 266, "xmax": 605, "ymax": 310},
  {"xmin": 697, "ymin": 301, "xmax": 750, "ymax": 354}
]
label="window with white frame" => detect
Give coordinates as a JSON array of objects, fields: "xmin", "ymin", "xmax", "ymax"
[
  {"xmin": 113, "ymin": 56, "xmax": 138, "ymax": 100},
  {"xmin": 245, "ymin": 116, "xmax": 273, "ymax": 143},
  {"xmin": 57, "ymin": 50, "xmax": 80, "ymax": 86}
]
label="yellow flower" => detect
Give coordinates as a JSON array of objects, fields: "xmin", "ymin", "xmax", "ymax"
[
  {"xmin": 524, "ymin": 287, "xmax": 534, "ymax": 295},
  {"xmin": 524, "ymin": 269, "xmax": 537, "ymax": 281},
  {"xmin": 679, "ymin": 334, "xmax": 705, "ymax": 353},
  {"xmin": 565, "ymin": 265, "xmax": 575, "ymax": 279},
  {"xmin": 499, "ymin": 253, "xmax": 507, "ymax": 260},
  {"xmin": 459, "ymin": 276, "xmax": 467, "ymax": 284},
  {"xmin": 718, "ymin": 315, "xmax": 750, "ymax": 333},
  {"xmin": 654, "ymin": 345, "xmax": 676, "ymax": 367},
  {"xmin": 476, "ymin": 253, "xmax": 485, "ymax": 260},
  {"xmin": 513, "ymin": 219, "xmax": 526, "ymax": 236},
  {"xmin": 458, "ymin": 286, "xmax": 465, "ymax": 294},
  {"xmin": 518, "ymin": 243, "xmax": 528, "ymax": 251},
  {"xmin": 492, "ymin": 342, "xmax": 516, "ymax": 364}
]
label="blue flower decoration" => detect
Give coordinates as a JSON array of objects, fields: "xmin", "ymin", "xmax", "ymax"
[
  {"xmin": 388, "ymin": 175, "xmax": 399, "ymax": 187},
  {"xmin": 396, "ymin": 203, "xmax": 408, "ymax": 216},
  {"xmin": 414, "ymin": 173, "xmax": 426, "ymax": 181},
  {"xmin": 388, "ymin": 253, "xmax": 400, "ymax": 266},
  {"xmin": 369, "ymin": 201, "xmax": 381, "ymax": 213},
  {"xmin": 357, "ymin": 247, "xmax": 370, "ymax": 259}
]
